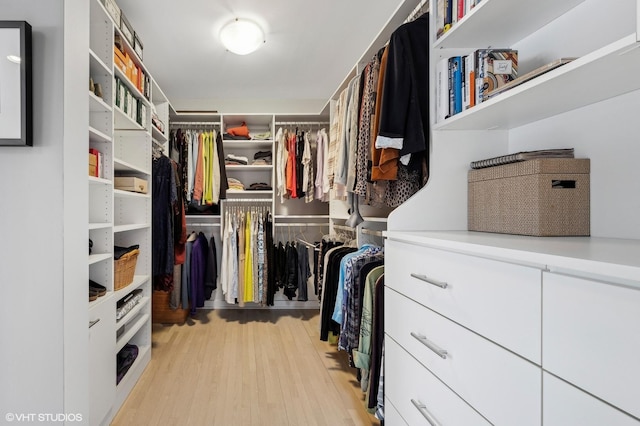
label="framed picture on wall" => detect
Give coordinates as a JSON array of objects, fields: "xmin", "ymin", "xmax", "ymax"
[{"xmin": 0, "ymin": 21, "xmax": 32, "ymax": 146}]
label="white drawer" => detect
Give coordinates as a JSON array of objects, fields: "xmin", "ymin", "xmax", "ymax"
[
  {"xmin": 385, "ymin": 239, "xmax": 542, "ymax": 363},
  {"xmin": 89, "ymin": 298, "xmax": 116, "ymax": 426},
  {"xmin": 543, "ymin": 272, "xmax": 640, "ymax": 419},
  {"xmin": 386, "ymin": 337, "xmax": 491, "ymax": 426},
  {"xmin": 386, "ymin": 288, "xmax": 541, "ymax": 426},
  {"xmin": 543, "ymin": 372, "xmax": 640, "ymax": 426},
  {"xmin": 385, "ymin": 398, "xmax": 409, "ymax": 426}
]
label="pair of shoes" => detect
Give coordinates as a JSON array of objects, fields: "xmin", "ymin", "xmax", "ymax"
[{"xmin": 89, "ymin": 280, "xmax": 107, "ymax": 302}]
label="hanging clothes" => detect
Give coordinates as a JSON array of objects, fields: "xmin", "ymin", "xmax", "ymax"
[
  {"xmin": 314, "ymin": 128, "xmax": 330, "ymax": 202},
  {"xmin": 152, "ymin": 154, "xmax": 176, "ymax": 291}
]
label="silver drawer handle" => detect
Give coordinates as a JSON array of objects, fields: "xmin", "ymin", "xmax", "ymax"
[
  {"xmin": 411, "ymin": 332, "xmax": 448, "ymax": 359},
  {"xmin": 89, "ymin": 318, "xmax": 100, "ymax": 329},
  {"xmin": 410, "ymin": 273, "xmax": 448, "ymax": 289},
  {"xmin": 411, "ymin": 399, "xmax": 441, "ymax": 426}
]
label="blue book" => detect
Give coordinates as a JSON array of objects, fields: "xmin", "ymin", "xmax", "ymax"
[{"xmin": 451, "ymin": 56, "xmax": 463, "ymax": 114}]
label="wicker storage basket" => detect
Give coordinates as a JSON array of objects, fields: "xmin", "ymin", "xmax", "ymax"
[
  {"xmin": 114, "ymin": 249, "xmax": 139, "ymax": 290},
  {"xmin": 468, "ymin": 158, "xmax": 590, "ymax": 236}
]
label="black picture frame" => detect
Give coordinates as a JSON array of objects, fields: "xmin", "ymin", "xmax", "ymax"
[{"xmin": 0, "ymin": 21, "xmax": 32, "ymax": 146}]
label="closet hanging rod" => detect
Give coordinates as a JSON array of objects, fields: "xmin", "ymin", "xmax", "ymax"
[
  {"xmin": 275, "ymin": 121, "xmax": 330, "ymax": 126},
  {"xmin": 188, "ymin": 223, "xmax": 221, "ymax": 227},
  {"xmin": 274, "ymin": 222, "xmax": 327, "ymax": 227},
  {"xmin": 170, "ymin": 122, "xmax": 220, "ymax": 127},
  {"xmin": 361, "ymin": 228, "xmax": 385, "ymax": 237},
  {"xmin": 332, "ymin": 224, "xmax": 356, "ymax": 233},
  {"xmin": 405, "ymin": 0, "xmax": 429, "ymax": 23}
]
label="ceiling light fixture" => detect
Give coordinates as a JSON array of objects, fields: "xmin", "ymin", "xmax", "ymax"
[
  {"xmin": 220, "ymin": 18, "xmax": 265, "ymax": 55},
  {"xmin": 7, "ymin": 55, "xmax": 21, "ymax": 64}
]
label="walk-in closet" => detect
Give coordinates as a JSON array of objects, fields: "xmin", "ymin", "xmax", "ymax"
[{"xmin": 3, "ymin": 0, "xmax": 640, "ymax": 425}]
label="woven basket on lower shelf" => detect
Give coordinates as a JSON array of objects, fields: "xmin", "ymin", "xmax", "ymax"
[{"xmin": 114, "ymin": 249, "xmax": 139, "ymax": 291}]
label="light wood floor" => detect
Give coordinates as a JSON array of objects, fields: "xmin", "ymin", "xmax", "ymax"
[{"xmin": 112, "ymin": 309, "xmax": 380, "ymax": 426}]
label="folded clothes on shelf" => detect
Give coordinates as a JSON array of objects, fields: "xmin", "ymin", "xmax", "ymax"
[
  {"xmin": 227, "ymin": 177, "xmax": 245, "ymax": 191},
  {"xmin": 114, "ymin": 244, "xmax": 140, "ymax": 260},
  {"xmin": 223, "ymin": 134, "xmax": 251, "ymax": 140},
  {"xmin": 225, "ymin": 154, "xmax": 249, "ymax": 165},
  {"xmin": 252, "ymin": 131, "xmax": 271, "ymax": 140},
  {"xmin": 246, "ymin": 182, "xmax": 272, "ymax": 191}
]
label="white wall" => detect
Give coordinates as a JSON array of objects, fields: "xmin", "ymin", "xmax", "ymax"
[{"xmin": 0, "ymin": 0, "xmax": 89, "ymax": 419}]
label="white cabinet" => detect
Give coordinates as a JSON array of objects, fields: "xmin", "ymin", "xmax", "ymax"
[
  {"xmin": 385, "ymin": 231, "xmax": 640, "ymax": 425},
  {"xmin": 88, "ymin": 297, "xmax": 115, "ymax": 426},
  {"xmin": 543, "ymin": 372, "xmax": 639, "ymax": 426},
  {"xmin": 543, "ymin": 272, "xmax": 640, "ymax": 419}
]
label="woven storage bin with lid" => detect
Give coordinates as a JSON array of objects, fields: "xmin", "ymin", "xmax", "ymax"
[
  {"xmin": 468, "ymin": 158, "xmax": 590, "ymax": 236},
  {"xmin": 114, "ymin": 248, "xmax": 139, "ymax": 290}
]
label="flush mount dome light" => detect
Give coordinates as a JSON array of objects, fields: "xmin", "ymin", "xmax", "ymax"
[
  {"xmin": 7, "ymin": 55, "xmax": 21, "ymax": 64},
  {"xmin": 220, "ymin": 18, "xmax": 265, "ymax": 55}
]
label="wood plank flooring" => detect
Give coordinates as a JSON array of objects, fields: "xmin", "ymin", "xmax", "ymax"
[{"xmin": 111, "ymin": 309, "xmax": 380, "ymax": 426}]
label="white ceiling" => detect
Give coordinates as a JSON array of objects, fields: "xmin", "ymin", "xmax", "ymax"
[{"xmin": 116, "ymin": 0, "xmax": 423, "ymax": 115}]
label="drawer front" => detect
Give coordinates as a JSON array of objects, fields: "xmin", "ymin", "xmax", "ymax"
[
  {"xmin": 386, "ymin": 288, "xmax": 541, "ymax": 426},
  {"xmin": 385, "ymin": 239, "xmax": 542, "ymax": 363},
  {"xmin": 386, "ymin": 337, "xmax": 491, "ymax": 426},
  {"xmin": 543, "ymin": 272, "xmax": 640, "ymax": 419},
  {"xmin": 543, "ymin": 372, "xmax": 640, "ymax": 426},
  {"xmin": 89, "ymin": 299, "xmax": 116, "ymax": 426},
  {"xmin": 385, "ymin": 398, "xmax": 409, "ymax": 426}
]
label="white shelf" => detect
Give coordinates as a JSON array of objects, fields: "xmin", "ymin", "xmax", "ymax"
[
  {"xmin": 114, "ymin": 188, "xmax": 150, "ymax": 199},
  {"xmin": 275, "ymin": 215, "xmax": 330, "ymax": 219},
  {"xmin": 114, "ymin": 275, "xmax": 150, "ymax": 300},
  {"xmin": 225, "ymin": 165, "xmax": 273, "ymax": 171},
  {"xmin": 89, "ymin": 253, "xmax": 112, "ymax": 265},
  {"xmin": 89, "ymin": 125, "xmax": 112, "ymax": 143},
  {"xmin": 89, "ymin": 222, "xmax": 112, "ymax": 230},
  {"xmin": 89, "ymin": 49, "xmax": 111, "ymax": 76},
  {"xmin": 114, "ymin": 105, "xmax": 145, "ymax": 131},
  {"xmin": 89, "ymin": 91, "xmax": 112, "ymax": 113},
  {"xmin": 222, "ymin": 140, "xmax": 274, "ymax": 148},
  {"xmin": 114, "ymin": 223, "xmax": 150, "ymax": 233},
  {"xmin": 89, "ymin": 176, "xmax": 112, "ymax": 186},
  {"xmin": 226, "ymin": 190, "xmax": 274, "ymax": 195},
  {"xmin": 114, "ymin": 157, "xmax": 150, "ymax": 175},
  {"xmin": 434, "ymin": 35, "xmax": 640, "ymax": 131},
  {"xmin": 117, "ymin": 297, "xmax": 150, "ymax": 326},
  {"xmin": 116, "ymin": 313, "xmax": 150, "ymax": 353},
  {"xmin": 88, "ymin": 291, "xmax": 114, "ymax": 311},
  {"xmin": 434, "ymin": 0, "xmax": 586, "ymax": 49},
  {"xmin": 152, "ymin": 125, "xmax": 168, "ymax": 143}
]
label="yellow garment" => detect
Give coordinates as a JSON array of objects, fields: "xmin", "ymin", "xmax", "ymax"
[
  {"xmin": 203, "ymin": 131, "xmax": 214, "ymax": 204},
  {"xmin": 244, "ymin": 212, "xmax": 254, "ymax": 302},
  {"xmin": 237, "ymin": 213, "xmax": 245, "ymax": 307}
]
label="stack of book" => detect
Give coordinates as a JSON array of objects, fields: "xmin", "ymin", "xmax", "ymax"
[
  {"xmin": 436, "ymin": 0, "xmax": 484, "ymax": 38},
  {"xmin": 436, "ymin": 49, "xmax": 518, "ymax": 122}
]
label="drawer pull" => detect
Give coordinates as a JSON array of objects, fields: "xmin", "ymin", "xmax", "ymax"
[
  {"xmin": 411, "ymin": 332, "xmax": 448, "ymax": 359},
  {"xmin": 410, "ymin": 273, "xmax": 448, "ymax": 289},
  {"xmin": 411, "ymin": 399, "xmax": 441, "ymax": 426},
  {"xmin": 89, "ymin": 318, "xmax": 100, "ymax": 329}
]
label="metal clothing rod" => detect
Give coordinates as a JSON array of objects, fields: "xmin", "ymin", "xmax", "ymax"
[
  {"xmin": 405, "ymin": 0, "xmax": 429, "ymax": 23},
  {"xmin": 361, "ymin": 228, "xmax": 384, "ymax": 237},
  {"xmin": 333, "ymin": 224, "xmax": 356, "ymax": 233},
  {"xmin": 275, "ymin": 121, "xmax": 330, "ymax": 126},
  {"xmin": 274, "ymin": 222, "xmax": 327, "ymax": 227},
  {"xmin": 170, "ymin": 122, "xmax": 220, "ymax": 127}
]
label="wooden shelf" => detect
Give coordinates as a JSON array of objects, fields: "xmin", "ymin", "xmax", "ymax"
[
  {"xmin": 114, "ymin": 275, "xmax": 150, "ymax": 301},
  {"xmin": 89, "ymin": 176, "xmax": 112, "ymax": 186},
  {"xmin": 114, "ymin": 157, "xmax": 150, "ymax": 175},
  {"xmin": 222, "ymin": 140, "xmax": 274, "ymax": 148},
  {"xmin": 114, "ymin": 223, "xmax": 150, "ymax": 233},
  {"xmin": 117, "ymin": 297, "xmax": 150, "ymax": 326},
  {"xmin": 89, "ymin": 253, "xmax": 112, "ymax": 265},
  {"xmin": 89, "ymin": 222, "xmax": 112, "ymax": 230},
  {"xmin": 225, "ymin": 165, "xmax": 273, "ymax": 171},
  {"xmin": 114, "ymin": 189, "xmax": 150, "ymax": 199},
  {"xmin": 152, "ymin": 125, "xmax": 167, "ymax": 143},
  {"xmin": 90, "ymin": 91, "xmax": 112, "ymax": 113},
  {"xmin": 89, "ymin": 125, "xmax": 112, "ymax": 143},
  {"xmin": 114, "ymin": 104, "xmax": 145, "ymax": 131},
  {"xmin": 116, "ymin": 313, "xmax": 150, "ymax": 353}
]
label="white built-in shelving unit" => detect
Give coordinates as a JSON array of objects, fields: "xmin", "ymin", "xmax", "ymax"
[{"xmin": 87, "ymin": 0, "xmax": 171, "ymax": 423}]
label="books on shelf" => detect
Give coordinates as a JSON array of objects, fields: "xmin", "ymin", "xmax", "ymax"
[
  {"xmin": 469, "ymin": 148, "xmax": 575, "ymax": 169},
  {"xmin": 484, "ymin": 57, "xmax": 577, "ymax": 100},
  {"xmin": 437, "ymin": 48, "xmax": 517, "ymax": 121},
  {"xmin": 436, "ymin": 0, "xmax": 482, "ymax": 38}
]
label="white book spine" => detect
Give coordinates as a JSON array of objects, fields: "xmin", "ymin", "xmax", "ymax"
[{"xmin": 436, "ymin": 58, "xmax": 450, "ymax": 122}]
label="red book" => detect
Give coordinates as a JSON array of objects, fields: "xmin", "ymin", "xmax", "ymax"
[{"xmin": 458, "ymin": 0, "xmax": 464, "ymax": 20}]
